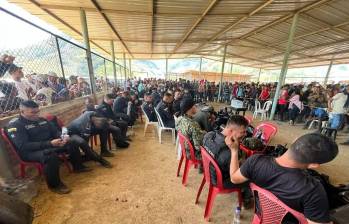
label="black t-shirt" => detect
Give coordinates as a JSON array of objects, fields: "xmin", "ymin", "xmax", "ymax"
[{"xmin": 240, "ymin": 154, "xmax": 330, "ymax": 223}]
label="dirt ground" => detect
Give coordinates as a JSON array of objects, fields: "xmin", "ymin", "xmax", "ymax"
[{"xmin": 31, "ymin": 103, "xmax": 349, "ymax": 224}]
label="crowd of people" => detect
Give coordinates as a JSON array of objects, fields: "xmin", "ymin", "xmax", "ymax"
[
  {"xmin": 1, "ymin": 54, "xmax": 349, "ymax": 223},
  {"xmin": 0, "ymin": 54, "xmax": 106, "ymax": 116}
]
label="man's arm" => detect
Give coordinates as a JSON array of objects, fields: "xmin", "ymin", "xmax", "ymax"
[{"xmin": 226, "ymin": 135, "xmax": 248, "ymax": 184}]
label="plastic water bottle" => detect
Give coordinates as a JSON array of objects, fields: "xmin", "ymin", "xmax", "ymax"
[
  {"xmin": 232, "ymin": 206, "xmax": 241, "ymax": 224},
  {"xmin": 61, "ymin": 127, "xmax": 69, "ymax": 140}
]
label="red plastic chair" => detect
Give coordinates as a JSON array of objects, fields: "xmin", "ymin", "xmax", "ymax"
[
  {"xmin": 1, "ymin": 128, "xmax": 72, "ymax": 178},
  {"xmin": 196, "ymin": 146, "xmax": 242, "ymax": 221},
  {"xmin": 253, "ymin": 122, "xmax": 278, "ymax": 146},
  {"xmin": 176, "ymin": 131, "xmax": 202, "ymax": 186},
  {"xmin": 250, "ymin": 183, "xmax": 308, "ymax": 224},
  {"xmin": 244, "ymin": 115, "xmax": 253, "ymax": 124}
]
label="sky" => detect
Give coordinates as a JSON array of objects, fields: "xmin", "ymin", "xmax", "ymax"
[{"xmin": 0, "ymin": 0, "xmax": 348, "ymax": 82}]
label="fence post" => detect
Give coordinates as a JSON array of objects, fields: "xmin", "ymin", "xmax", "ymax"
[
  {"xmin": 55, "ymin": 36, "xmax": 67, "ymax": 88},
  {"xmin": 80, "ymin": 9, "xmax": 96, "ymax": 94},
  {"xmin": 103, "ymin": 59, "xmax": 108, "ymax": 91}
]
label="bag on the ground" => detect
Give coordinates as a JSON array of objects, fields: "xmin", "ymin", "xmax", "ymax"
[
  {"xmin": 305, "ymin": 169, "xmax": 349, "ymax": 209},
  {"xmin": 241, "ymin": 137, "xmax": 264, "ymax": 151},
  {"xmin": 0, "ymin": 191, "xmax": 33, "ymax": 224},
  {"xmin": 265, "ymin": 144, "xmax": 288, "ymax": 157}
]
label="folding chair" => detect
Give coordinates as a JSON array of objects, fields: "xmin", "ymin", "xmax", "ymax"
[{"xmin": 154, "ymin": 108, "xmax": 176, "ymax": 144}]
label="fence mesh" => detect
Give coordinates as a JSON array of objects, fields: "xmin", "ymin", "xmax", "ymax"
[{"xmin": 0, "ymin": 9, "xmax": 128, "ymax": 116}]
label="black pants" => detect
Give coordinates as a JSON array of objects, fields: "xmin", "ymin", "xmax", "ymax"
[
  {"xmin": 69, "ymin": 135, "xmax": 104, "ymax": 163},
  {"xmin": 277, "ymin": 104, "xmax": 288, "ymax": 121},
  {"xmin": 112, "ymin": 120, "xmax": 128, "ymax": 138},
  {"xmin": 115, "ymin": 113, "xmax": 133, "ymax": 126},
  {"xmin": 288, "ymin": 105, "xmax": 300, "ymax": 122},
  {"xmin": 21, "ymin": 143, "xmax": 82, "ymax": 188},
  {"xmin": 90, "ymin": 128, "xmax": 109, "ymax": 153},
  {"xmin": 108, "ymin": 124, "xmax": 126, "ymax": 146}
]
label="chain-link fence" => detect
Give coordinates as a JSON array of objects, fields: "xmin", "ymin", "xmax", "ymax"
[{"xmin": 0, "ymin": 8, "xmax": 125, "ymax": 117}]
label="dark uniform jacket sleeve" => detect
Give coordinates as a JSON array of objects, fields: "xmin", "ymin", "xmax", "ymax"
[{"xmin": 7, "ymin": 119, "xmax": 52, "ymax": 153}]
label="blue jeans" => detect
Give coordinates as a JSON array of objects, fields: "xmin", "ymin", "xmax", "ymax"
[{"xmin": 329, "ymin": 114, "xmax": 345, "ymax": 129}]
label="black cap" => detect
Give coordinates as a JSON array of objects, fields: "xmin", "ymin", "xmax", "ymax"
[
  {"xmin": 180, "ymin": 97, "xmax": 195, "ymax": 115},
  {"xmin": 8, "ymin": 64, "xmax": 22, "ymax": 74}
]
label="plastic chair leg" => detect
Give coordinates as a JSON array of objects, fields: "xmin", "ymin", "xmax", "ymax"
[
  {"xmin": 204, "ymin": 186, "xmax": 219, "ymax": 221},
  {"xmin": 195, "ymin": 176, "xmax": 206, "ymax": 204},
  {"xmin": 108, "ymin": 134, "xmax": 112, "ymax": 150},
  {"xmin": 172, "ymin": 130, "xmax": 176, "ymax": 145},
  {"xmin": 94, "ymin": 135, "xmax": 98, "ymax": 146},
  {"xmin": 177, "ymin": 154, "xmax": 184, "ymax": 177},
  {"xmin": 144, "ymin": 122, "xmax": 148, "ymax": 136},
  {"xmin": 159, "ymin": 129, "xmax": 162, "ymax": 144},
  {"xmin": 182, "ymin": 159, "xmax": 191, "ymax": 186},
  {"xmin": 20, "ymin": 164, "xmax": 26, "ymax": 178},
  {"xmin": 90, "ymin": 137, "xmax": 94, "ymax": 150}
]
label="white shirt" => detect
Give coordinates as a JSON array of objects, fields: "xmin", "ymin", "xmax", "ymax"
[
  {"xmin": 331, "ymin": 92, "xmax": 348, "ymax": 114},
  {"xmin": 36, "ymin": 87, "xmax": 55, "ymax": 105},
  {"xmin": 13, "ymin": 80, "xmax": 31, "ymax": 100}
]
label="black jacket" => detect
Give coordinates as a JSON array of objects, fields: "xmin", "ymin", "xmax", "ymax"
[
  {"xmin": 67, "ymin": 111, "xmax": 96, "ymax": 138},
  {"xmin": 156, "ymin": 101, "xmax": 174, "ymax": 127},
  {"xmin": 7, "ymin": 116, "xmax": 60, "ymax": 156},
  {"xmin": 113, "ymin": 96, "xmax": 128, "ymax": 114},
  {"xmin": 142, "ymin": 102, "xmax": 157, "ymax": 122},
  {"xmin": 172, "ymin": 98, "xmax": 182, "ymax": 115},
  {"xmin": 203, "ymin": 131, "xmax": 231, "ymax": 185},
  {"xmin": 96, "ymin": 101, "xmax": 115, "ymax": 120}
]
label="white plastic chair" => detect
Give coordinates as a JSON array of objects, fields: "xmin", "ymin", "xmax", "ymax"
[
  {"xmin": 253, "ymin": 100, "xmax": 272, "ymax": 121},
  {"xmin": 141, "ymin": 105, "xmax": 158, "ymax": 136},
  {"xmin": 174, "ymin": 115, "xmax": 182, "ymax": 160},
  {"xmin": 154, "ymin": 108, "xmax": 176, "ymax": 144}
]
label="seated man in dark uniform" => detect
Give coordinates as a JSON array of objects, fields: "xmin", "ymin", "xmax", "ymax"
[
  {"xmin": 113, "ymin": 91, "xmax": 132, "ymax": 125},
  {"xmin": 156, "ymin": 92, "xmax": 175, "ymax": 128},
  {"xmin": 68, "ymin": 111, "xmax": 129, "ymax": 158},
  {"xmin": 7, "ymin": 101, "xmax": 91, "ymax": 194},
  {"xmin": 172, "ymin": 89, "xmax": 183, "ymax": 116},
  {"xmin": 194, "ymin": 105, "xmax": 216, "ymax": 132},
  {"xmin": 203, "ymin": 115, "xmax": 251, "ymax": 206},
  {"xmin": 96, "ymin": 94, "xmax": 129, "ymax": 141},
  {"xmin": 141, "ymin": 93, "xmax": 157, "ymax": 122},
  {"xmin": 229, "ymin": 132, "xmax": 338, "ymax": 224}
]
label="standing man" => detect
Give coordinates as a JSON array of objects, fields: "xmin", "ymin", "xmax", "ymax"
[{"xmin": 7, "ymin": 101, "xmax": 91, "ymax": 194}]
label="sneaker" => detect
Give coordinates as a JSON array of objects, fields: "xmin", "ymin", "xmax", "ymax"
[
  {"xmin": 74, "ymin": 165, "xmax": 93, "ymax": 173},
  {"xmin": 289, "ymin": 120, "xmax": 293, "ymax": 125},
  {"xmin": 340, "ymin": 141, "xmax": 349, "ymax": 146},
  {"xmin": 117, "ymin": 141, "xmax": 129, "ymax": 149},
  {"xmin": 99, "ymin": 158, "xmax": 113, "ymax": 168},
  {"xmin": 49, "ymin": 183, "xmax": 71, "ymax": 194},
  {"xmin": 101, "ymin": 150, "xmax": 115, "ymax": 157}
]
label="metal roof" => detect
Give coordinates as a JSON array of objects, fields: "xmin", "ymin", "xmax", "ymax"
[{"xmin": 8, "ymin": 0, "xmax": 349, "ymax": 69}]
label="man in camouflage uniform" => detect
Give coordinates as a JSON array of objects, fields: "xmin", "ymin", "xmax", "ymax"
[{"xmin": 176, "ymin": 97, "xmax": 206, "ymax": 160}]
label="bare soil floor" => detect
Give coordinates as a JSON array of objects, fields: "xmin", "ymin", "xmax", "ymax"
[{"xmin": 32, "ymin": 103, "xmax": 349, "ymax": 224}]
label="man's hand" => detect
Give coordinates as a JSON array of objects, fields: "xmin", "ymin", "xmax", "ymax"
[
  {"xmin": 225, "ymin": 134, "xmax": 239, "ymax": 151},
  {"xmin": 50, "ymin": 138, "xmax": 65, "ymax": 147}
]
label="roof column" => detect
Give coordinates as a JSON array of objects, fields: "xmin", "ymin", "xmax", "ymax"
[
  {"xmin": 269, "ymin": 13, "xmax": 299, "ymax": 120},
  {"xmin": 323, "ymin": 60, "xmax": 333, "ymax": 85},
  {"xmin": 110, "ymin": 40, "xmax": 117, "ymax": 86},
  {"xmin": 80, "ymin": 8, "xmax": 96, "ymax": 94},
  {"xmin": 123, "ymin": 53, "xmax": 127, "ymax": 87},
  {"xmin": 257, "ymin": 67, "xmax": 262, "ymax": 83},
  {"xmin": 218, "ymin": 45, "xmax": 227, "ymax": 101},
  {"xmin": 165, "ymin": 58, "xmax": 168, "ymax": 80}
]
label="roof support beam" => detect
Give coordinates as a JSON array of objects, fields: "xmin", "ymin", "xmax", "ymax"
[
  {"xmin": 27, "ymin": 0, "xmax": 109, "ymax": 55},
  {"xmin": 39, "ymin": 4, "xmax": 291, "ymax": 17},
  {"xmin": 189, "ymin": 0, "xmax": 275, "ymax": 54},
  {"xmin": 190, "ymin": 0, "xmax": 333, "ymax": 57},
  {"xmin": 170, "ymin": 0, "xmax": 219, "ymax": 56},
  {"xmin": 90, "ymin": 0, "xmax": 133, "ymax": 58}
]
